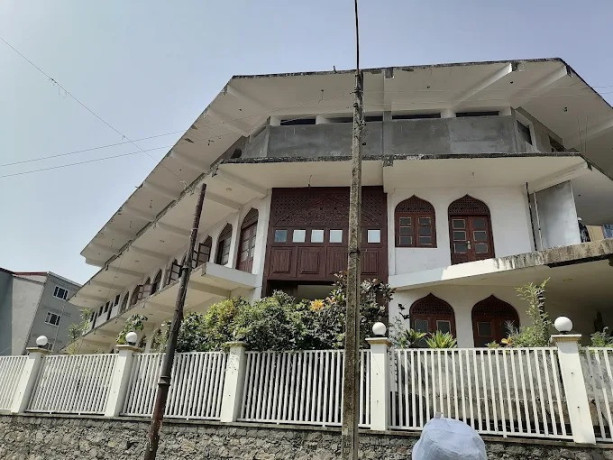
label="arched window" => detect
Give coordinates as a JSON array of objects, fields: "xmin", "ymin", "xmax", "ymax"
[
  {"xmin": 195, "ymin": 236, "xmax": 212, "ymax": 267},
  {"xmin": 119, "ymin": 292, "xmax": 129, "ymax": 314},
  {"xmin": 448, "ymin": 195, "xmax": 494, "ymax": 264},
  {"xmin": 472, "ymin": 295, "xmax": 519, "ymax": 347},
  {"xmin": 130, "ymin": 285, "xmax": 142, "ymax": 306},
  {"xmin": 216, "ymin": 224, "xmax": 233, "ymax": 265},
  {"xmin": 410, "ymin": 293, "xmax": 456, "ymax": 337},
  {"xmin": 151, "ymin": 270, "xmax": 162, "ymax": 294},
  {"xmin": 395, "ymin": 196, "xmax": 436, "ymax": 248},
  {"xmin": 166, "ymin": 259, "xmax": 182, "ymax": 285},
  {"xmin": 237, "ymin": 209, "xmax": 258, "ymax": 272}
]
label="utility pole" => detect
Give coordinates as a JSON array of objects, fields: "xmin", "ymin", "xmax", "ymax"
[
  {"xmin": 143, "ymin": 183, "xmax": 207, "ymax": 460},
  {"xmin": 341, "ymin": 0, "xmax": 363, "ymax": 459}
]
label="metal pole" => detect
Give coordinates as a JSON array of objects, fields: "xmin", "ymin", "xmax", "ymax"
[
  {"xmin": 341, "ymin": 1, "xmax": 363, "ymax": 458},
  {"xmin": 143, "ymin": 183, "xmax": 207, "ymax": 460}
]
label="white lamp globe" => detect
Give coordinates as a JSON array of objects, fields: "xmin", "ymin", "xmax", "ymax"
[
  {"xmin": 554, "ymin": 317, "xmax": 573, "ymax": 334},
  {"xmin": 372, "ymin": 322, "xmax": 387, "ymax": 337},
  {"xmin": 36, "ymin": 335, "xmax": 48, "ymax": 347},
  {"xmin": 125, "ymin": 331, "xmax": 138, "ymax": 345}
]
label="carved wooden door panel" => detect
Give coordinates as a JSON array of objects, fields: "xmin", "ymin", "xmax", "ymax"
[{"xmin": 450, "ymin": 216, "xmax": 494, "ymax": 264}]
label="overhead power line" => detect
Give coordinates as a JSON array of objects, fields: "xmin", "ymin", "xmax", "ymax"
[{"xmin": 0, "ymin": 146, "xmax": 171, "ymax": 180}]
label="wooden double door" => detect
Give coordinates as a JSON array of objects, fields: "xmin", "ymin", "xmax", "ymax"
[
  {"xmin": 265, "ymin": 187, "xmax": 388, "ymax": 286},
  {"xmin": 449, "ymin": 215, "xmax": 494, "ymax": 264}
]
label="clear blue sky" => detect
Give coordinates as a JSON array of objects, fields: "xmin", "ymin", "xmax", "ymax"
[{"xmin": 1, "ymin": 1, "xmax": 612, "ymax": 284}]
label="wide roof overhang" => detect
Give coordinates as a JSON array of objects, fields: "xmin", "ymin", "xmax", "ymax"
[{"xmin": 79, "ymin": 58, "xmax": 613, "ymax": 268}]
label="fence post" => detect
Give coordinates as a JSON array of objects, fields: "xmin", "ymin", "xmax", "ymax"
[
  {"xmin": 366, "ymin": 336, "xmax": 391, "ymax": 431},
  {"xmin": 10, "ymin": 347, "xmax": 49, "ymax": 414},
  {"xmin": 551, "ymin": 334, "xmax": 596, "ymax": 444},
  {"xmin": 220, "ymin": 341, "xmax": 247, "ymax": 423},
  {"xmin": 103, "ymin": 345, "xmax": 140, "ymax": 417}
]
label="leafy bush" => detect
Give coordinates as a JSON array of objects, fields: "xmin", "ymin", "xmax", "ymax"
[
  {"xmin": 65, "ymin": 309, "xmax": 92, "ymax": 354},
  {"xmin": 116, "ymin": 314, "xmax": 148, "ymax": 345},
  {"xmin": 590, "ymin": 328, "xmax": 613, "ymax": 347},
  {"xmin": 504, "ymin": 279, "xmax": 552, "ymax": 347},
  {"xmin": 425, "ymin": 330, "xmax": 457, "ymax": 349}
]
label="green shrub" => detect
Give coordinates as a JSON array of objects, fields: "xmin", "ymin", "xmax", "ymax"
[
  {"xmin": 116, "ymin": 314, "xmax": 148, "ymax": 345},
  {"xmin": 504, "ymin": 279, "xmax": 551, "ymax": 347},
  {"xmin": 425, "ymin": 330, "xmax": 457, "ymax": 349},
  {"xmin": 590, "ymin": 328, "xmax": 613, "ymax": 347}
]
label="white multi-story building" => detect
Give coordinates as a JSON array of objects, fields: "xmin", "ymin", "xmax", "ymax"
[{"xmin": 69, "ymin": 58, "xmax": 613, "ymax": 351}]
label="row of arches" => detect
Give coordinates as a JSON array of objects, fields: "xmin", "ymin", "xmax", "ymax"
[
  {"xmin": 408, "ymin": 293, "xmax": 519, "ymax": 347},
  {"xmin": 395, "ymin": 195, "xmax": 494, "ymax": 264}
]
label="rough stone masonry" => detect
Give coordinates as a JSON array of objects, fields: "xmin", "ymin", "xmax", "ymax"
[{"xmin": 1, "ymin": 414, "xmax": 613, "ymax": 460}]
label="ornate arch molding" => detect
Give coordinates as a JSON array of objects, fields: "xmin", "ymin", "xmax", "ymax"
[{"xmin": 448, "ymin": 195, "xmax": 490, "ymax": 216}]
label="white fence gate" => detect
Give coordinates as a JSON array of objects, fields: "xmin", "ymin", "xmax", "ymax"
[
  {"xmin": 239, "ymin": 350, "xmax": 371, "ymax": 427},
  {"xmin": 27, "ymin": 354, "xmax": 117, "ymax": 414},
  {"xmin": 581, "ymin": 348, "xmax": 613, "ymax": 442},
  {"xmin": 390, "ymin": 348, "xmax": 571, "ymax": 440},
  {"xmin": 122, "ymin": 351, "xmax": 227, "ymax": 420},
  {"xmin": 0, "ymin": 356, "xmax": 27, "ymax": 411}
]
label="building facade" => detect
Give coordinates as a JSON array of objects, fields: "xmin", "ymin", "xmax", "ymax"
[
  {"xmin": 0, "ymin": 268, "xmax": 81, "ymax": 354},
  {"xmin": 69, "ymin": 58, "xmax": 613, "ymax": 351}
]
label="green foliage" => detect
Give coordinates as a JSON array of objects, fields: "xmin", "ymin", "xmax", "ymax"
[
  {"xmin": 157, "ymin": 274, "xmax": 394, "ymax": 352},
  {"xmin": 65, "ymin": 309, "xmax": 92, "ymax": 354},
  {"xmin": 425, "ymin": 330, "xmax": 457, "ymax": 349},
  {"xmin": 393, "ymin": 328, "xmax": 428, "ymax": 349},
  {"xmin": 590, "ymin": 328, "xmax": 613, "ymax": 347},
  {"xmin": 486, "ymin": 341, "xmax": 501, "ymax": 349},
  {"xmin": 116, "ymin": 314, "xmax": 148, "ymax": 345},
  {"xmin": 504, "ymin": 279, "xmax": 552, "ymax": 347}
]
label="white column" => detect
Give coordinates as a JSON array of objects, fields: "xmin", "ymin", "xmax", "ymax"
[
  {"xmin": 103, "ymin": 345, "xmax": 140, "ymax": 417},
  {"xmin": 220, "ymin": 341, "xmax": 247, "ymax": 423},
  {"xmin": 366, "ymin": 337, "xmax": 391, "ymax": 431},
  {"xmin": 10, "ymin": 347, "xmax": 49, "ymax": 414},
  {"xmin": 551, "ymin": 334, "xmax": 596, "ymax": 444}
]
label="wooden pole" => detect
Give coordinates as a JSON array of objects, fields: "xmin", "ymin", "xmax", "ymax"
[
  {"xmin": 341, "ymin": 1, "xmax": 363, "ymax": 458},
  {"xmin": 143, "ymin": 183, "xmax": 207, "ymax": 460}
]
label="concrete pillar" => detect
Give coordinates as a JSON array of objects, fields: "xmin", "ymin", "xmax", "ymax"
[
  {"xmin": 220, "ymin": 341, "xmax": 247, "ymax": 423},
  {"xmin": 551, "ymin": 334, "xmax": 596, "ymax": 444},
  {"xmin": 366, "ymin": 336, "xmax": 392, "ymax": 431},
  {"xmin": 103, "ymin": 345, "xmax": 141, "ymax": 417},
  {"xmin": 10, "ymin": 347, "xmax": 49, "ymax": 414}
]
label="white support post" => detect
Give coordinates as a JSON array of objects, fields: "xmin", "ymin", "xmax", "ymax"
[
  {"xmin": 103, "ymin": 345, "xmax": 140, "ymax": 417},
  {"xmin": 10, "ymin": 347, "xmax": 49, "ymax": 414},
  {"xmin": 220, "ymin": 341, "xmax": 247, "ymax": 423},
  {"xmin": 366, "ymin": 336, "xmax": 391, "ymax": 431},
  {"xmin": 551, "ymin": 334, "xmax": 596, "ymax": 444}
]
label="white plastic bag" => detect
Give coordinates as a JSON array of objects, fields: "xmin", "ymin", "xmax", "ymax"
[{"xmin": 412, "ymin": 415, "xmax": 487, "ymax": 460}]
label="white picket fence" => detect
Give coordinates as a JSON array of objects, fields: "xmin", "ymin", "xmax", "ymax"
[
  {"xmin": 239, "ymin": 350, "xmax": 370, "ymax": 427},
  {"xmin": 581, "ymin": 348, "xmax": 613, "ymax": 442},
  {"xmin": 28, "ymin": 354, "xmax": 117, "ymax": 414},
  {"xmin": 390, "ymin": 348, "xmax": 571, "ymax": 440},
  {"xmin": 122, "ymin": 351, "xmax": 227, "ymax": 420},
  {"xmin": 0, "ymin": 356, "xmax": 27, "ymax": 411}
]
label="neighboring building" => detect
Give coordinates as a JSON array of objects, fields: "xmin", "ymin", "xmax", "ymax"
[
  {"xmin": 0, "ymin": 268, "xmax": 81, "ymax": 354},
  {"xmin": 69, "ymin": 58, "xmax": 613, "ymax": 351}
]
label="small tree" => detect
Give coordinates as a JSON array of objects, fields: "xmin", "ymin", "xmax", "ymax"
[
  {"xmin": 505, "ymin": 279, "xmax": 551, "ymax": 347},
  {"xmin": 65, "ymin": 308, "xmax": 92, "ymax": 354},
  {"xmin": 116, "ymin": 314, "xmax": 148, "ymax": 345}
]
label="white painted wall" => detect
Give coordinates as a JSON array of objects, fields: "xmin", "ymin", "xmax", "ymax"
[
  {"xmin": 388, "ymin": 185, "xmax": 534, "ymax": 276},
  {"xmin": 390, "ymin": 285, "xmax": 530, "ymax": 348}
]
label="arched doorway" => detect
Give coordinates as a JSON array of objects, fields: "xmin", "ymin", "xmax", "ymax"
[
  {"xmin": 472, "ymin": 295, "xmax": 519, "ymax": 347},
  {"xmin": 448, "ymin": 195, "xmax": 494, "ymax": 264},
  {"xmin": 409, "ymin": 293, "xmax": 456, "ymax": 338}
]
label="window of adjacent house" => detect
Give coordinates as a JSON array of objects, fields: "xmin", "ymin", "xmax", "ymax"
[
  {"xmin": 517, "ymin": 121, "xmax": 533, "ymax": 145},
  {"xmin": 53, "ymin": 286, "xmax": 68, "ymax": 300},
  {"xmin": 45, "ymin": 312, "xmax": 61, "ymax": 326},
  {"xmin": 455, "ymin": 111, "xmax": 499, "ymax": 117},
  {"xmin": 216, "ymin": 225, "xmax": 233, "ymax": 265},
  {"xmin": 195, "ymin": 237, "xmax": 212, "ymax": 267},
  {"xmin": 395, "ymin": 196, "xmax": 436, "ymax": 248},
  {"xmin": 549, "ymin": 136, "xmax": 565, "ymax": 152}
]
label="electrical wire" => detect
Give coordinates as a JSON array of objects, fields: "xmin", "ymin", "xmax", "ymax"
[{"xmin": 0, "ymin": 146, "xmax": 170, "ymax": 179}]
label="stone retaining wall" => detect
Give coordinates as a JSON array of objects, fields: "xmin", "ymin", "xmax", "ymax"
[{"xmin": 1, "ymin": 414, "xmax": 612, "ymax": 460}]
